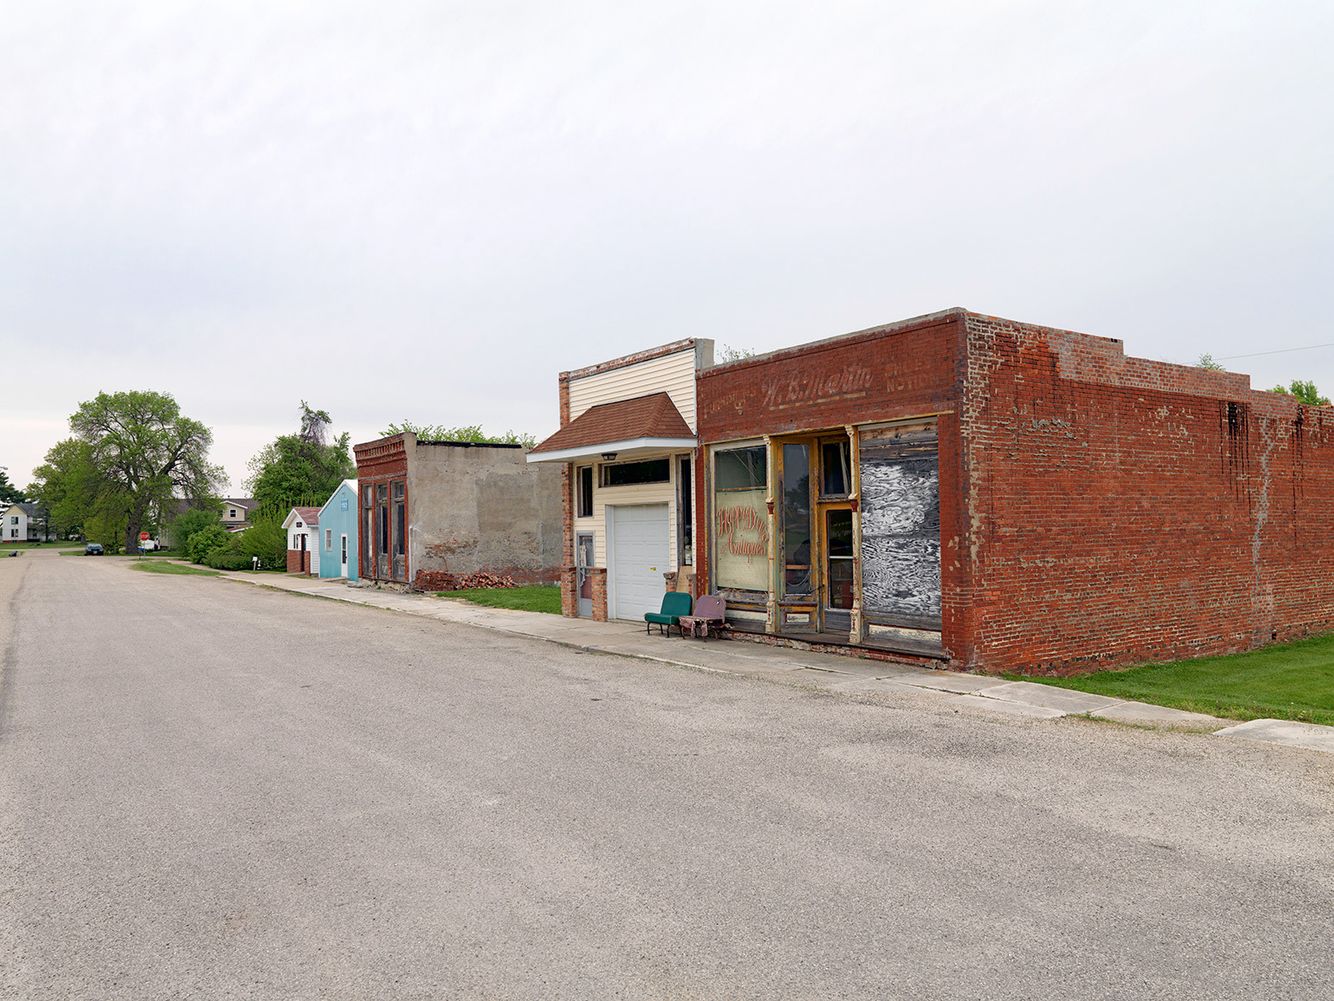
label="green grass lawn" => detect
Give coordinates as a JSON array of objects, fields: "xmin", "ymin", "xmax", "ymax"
[
  {"xmin": 1016, "ymin": 633, "xmax": 1334, "ymax": 726},
  {"xmin": 435, "ymin": 585, "xmax": 561, "ymax": 614},
  {"xmin": 129, "ymin": 560, "xmax": 220, "ymax": 577}
]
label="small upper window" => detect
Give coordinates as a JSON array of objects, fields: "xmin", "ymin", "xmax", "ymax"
[
  {"xmin": 820, "ymin": 440, "xmax": 850, "ymax": 497},
  {"xmin": 600, "ymin": 458, "xmax": 670, "ymax": 487},
  {"xmin": 325, "ymin": 529, "xmax": 332, "ymax": 549},
  {"xmin": 229, "ymin": 508, "xmax": 237, "ymax": 518},
  {"xmin": 576, "ymin": 466, "xmax": 594, "ymax": 518}
]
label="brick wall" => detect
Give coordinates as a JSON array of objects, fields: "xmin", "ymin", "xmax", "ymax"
[
  {"xmin": 693, "ymin": 307, "xmax": 1334, "ymax": 675},
  {"xmin": 286, "ymin": 549, "xmax": 310, "ymax": 574},
  {"xmin": 959, "ymin": 313, "xmax": 1334, "ymax": 674},
  {"xmin": 588, "ymin": 567, "xmax": 608, "ymax": 622}
]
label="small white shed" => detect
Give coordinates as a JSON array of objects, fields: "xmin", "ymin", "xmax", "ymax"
[{"xmin": 282, "ymin": 506, "xmax": 321, "ymax": 575}]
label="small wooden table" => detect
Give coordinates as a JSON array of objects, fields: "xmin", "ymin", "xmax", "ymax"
[{"xmin": 678, "ymin": 615, "xmax": 723, "ymax": 639}]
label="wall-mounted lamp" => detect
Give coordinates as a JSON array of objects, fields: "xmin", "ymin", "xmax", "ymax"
[{"xmin": 601, "ymin": 452, "xmax": 618, "ymax": 461}]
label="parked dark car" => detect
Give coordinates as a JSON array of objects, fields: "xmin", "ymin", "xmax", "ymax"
[{"xmin": 84, "ymin": 543, "xmax": 104, "ymax": 556}]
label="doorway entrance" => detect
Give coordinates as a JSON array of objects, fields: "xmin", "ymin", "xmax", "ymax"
[
  {"xmin": 575, "ymin": 532, "xmax": 594, "ymax": 617},
  {"xmin": 775, "ymin": 434, "xmax": 855, "ymax": 637},
  {"xmin": 823, "ymin": 506, "xmax": 854, "ymax": 633}
]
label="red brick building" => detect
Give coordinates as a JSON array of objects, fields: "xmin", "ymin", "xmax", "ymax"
[{"xmin": 693, "ymin": 308, "xmax": 1334, "ymax": 674}]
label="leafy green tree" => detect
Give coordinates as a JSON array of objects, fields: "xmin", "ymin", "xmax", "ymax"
[
  {"xmin": 379, "ymin": 421, "xmax": 536, "ymax": 448},
  {"xmin": 85, "ymin": 502, "xmax": 130, "ymax": 554},
  {"xmin": 1269, "ymin": 379, "xmax": 1330, "ymax": 406},
  {"xmin": 68, "ymin": 391, "xmax": 224, "ymax": 554},
  {"xmin": 248, "ymin": 402, "xmax": 355, "ymax": 512},
  {"xmin": 0, "ymin": 467, "xmax": 25, "ymax": 505},
  {"xmin": 1197, "ymin": 353, "xmax": 1225, "ymax": 371},
  {"xmin": 29, "ymin": 438, "xmax": 103, "ymax": 540}
]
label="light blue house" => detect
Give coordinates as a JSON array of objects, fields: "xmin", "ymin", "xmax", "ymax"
[{"xmin": 317, "ymin": 479, "xmax": 359, "ymax": 581}]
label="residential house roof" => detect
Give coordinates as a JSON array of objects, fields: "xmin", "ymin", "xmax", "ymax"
[
  {"xmin": 282, "ymin": 506, "xmax": 321, "ymax": 529},
  {"xmin": 529, "ymin": 392, "xmax": 695, "ymax": 460}
]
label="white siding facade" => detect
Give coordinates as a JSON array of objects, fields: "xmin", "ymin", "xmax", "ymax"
[
  {"xmin": 561, "ymin": 341, "xmax": 711, "ymax": 610},
  {"xmin": 3, "ymin": 506, "xmax": 30, "ymax": 542},
  {"xmin": 568, "ymin": 346, "xmax": 702, "ymax": 432}
]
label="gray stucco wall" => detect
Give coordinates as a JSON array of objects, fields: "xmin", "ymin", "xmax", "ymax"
[{"xmin": 407, "ymin": 442, "xmax": 563, "ymax": 584}]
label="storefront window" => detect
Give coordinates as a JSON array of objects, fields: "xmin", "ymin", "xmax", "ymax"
[
  {"xmin": 713, "ymin": 445, "xmax": 768, "ymax": 591},
  {"xmin": 782, "ymin": 443, "xmax": 811, "ymax": 595}
]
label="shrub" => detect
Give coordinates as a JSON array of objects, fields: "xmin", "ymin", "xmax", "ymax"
[
  {"xmin": 171, "ymin": 508, "xmax": 222, "ymax": 555},
  {"xmin": 202, "ymin": 541, "xmax": 252, "ymax": 571},
  {"xmin": 186, "ymin": 524, "xmax": 229, "ymax": 564},
  {"xmin": 235, "ymin": 520, "xmax": 285, "ymax": 570}
]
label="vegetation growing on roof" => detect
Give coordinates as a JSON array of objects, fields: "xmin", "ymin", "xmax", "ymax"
[{"xmin": 379, "ymin": 421, "xmax": 536, "ymax": 448}]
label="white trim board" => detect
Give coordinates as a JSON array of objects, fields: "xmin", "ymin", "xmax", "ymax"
[{"xmin": 527, "ymin": 437, "xmax": 696, "ymax": 464}]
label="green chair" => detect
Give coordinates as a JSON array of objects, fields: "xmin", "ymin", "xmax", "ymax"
[{"xmin": 645, "ymin": 591, "xmax": 693, "ymax": 636}]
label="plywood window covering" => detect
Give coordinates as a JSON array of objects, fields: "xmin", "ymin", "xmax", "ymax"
[
  {"xmin": 857, "ymin": 423, "xmax": 942, "ymax": 629},
  {"xmin": 712, "ymin": 445, "xmax": 769, "ymax": 592}
]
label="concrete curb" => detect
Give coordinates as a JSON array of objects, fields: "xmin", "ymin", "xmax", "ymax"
[{"xmin": 1214, "ymin": 718, "xmax": 1334, "ymax": 755}]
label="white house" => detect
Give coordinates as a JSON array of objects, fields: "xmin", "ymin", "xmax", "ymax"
[
  {"xmin": 282, "ymin": 506, "xmax": 320, "ymax": 575},
  {"xmin": 2, "ymin": 502, "xmax": 45, "ymax": 543}
]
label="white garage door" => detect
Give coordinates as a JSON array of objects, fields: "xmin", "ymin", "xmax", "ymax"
[{"xmin": 608, "ymin": 504, "xmax": 670, "ymax": 622}]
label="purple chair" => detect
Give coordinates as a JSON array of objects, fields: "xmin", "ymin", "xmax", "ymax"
[{"xmin": 680, "ymin": 594, "xmax": 726, "ymax": 639}]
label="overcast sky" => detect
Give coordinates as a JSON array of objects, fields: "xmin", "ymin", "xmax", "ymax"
[{"xmin": 3, "ymin": 0, "xmax": 1331, "ymax": 494}]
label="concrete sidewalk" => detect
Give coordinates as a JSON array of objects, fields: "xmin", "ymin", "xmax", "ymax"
[{"xmin": 215, "ymin": 570, "xmax": 1254, "ymax": 734}]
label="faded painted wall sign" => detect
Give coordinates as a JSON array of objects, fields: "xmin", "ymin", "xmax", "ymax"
[
  {"xmin": 760, "ymin": 365, "xmax": 875, "ymax": 411},
  {"xmin": 859, "ymin": 427, "xmax": 942, "ymax": 628},
  {"xmin": 714, "ymin": 490, "xmax": 769, "ymax": 590}
]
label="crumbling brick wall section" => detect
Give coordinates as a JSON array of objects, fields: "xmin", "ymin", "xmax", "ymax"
[{"xmin": 960, "ymin": 313, "xmax": 1334, "ymax": 674}]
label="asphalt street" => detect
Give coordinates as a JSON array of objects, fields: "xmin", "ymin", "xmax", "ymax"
[{"xmin": 2, "ymin": 551, "xmax": 1332, "ymax": 1000}]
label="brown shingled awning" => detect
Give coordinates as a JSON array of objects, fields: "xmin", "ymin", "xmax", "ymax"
[{"xmin": 527, "ymin": 392, "xmax": 696, "ymax": 463}]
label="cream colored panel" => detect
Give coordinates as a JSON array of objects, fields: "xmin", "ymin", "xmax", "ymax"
[{"xmin": 568, "ymin": 349, "xmax": 698, "ymax": 432}]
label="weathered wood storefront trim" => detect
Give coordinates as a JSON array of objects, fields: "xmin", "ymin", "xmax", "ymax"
[{"xmin": 702, "ymin": 416, "xmax": 946, "ymax": 658}]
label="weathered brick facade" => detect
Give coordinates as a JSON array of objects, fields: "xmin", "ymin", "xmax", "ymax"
[
  {"xmin": 695, "ymin": 308, "xmax": 1334, "ymax": 675},
  {"xmin": 354, "ymin": 435, "xmax": 409, "ymax": 583},
  {"xmin": 957, "ymin": 311, "xmax": 1334, "ymax": 674}
]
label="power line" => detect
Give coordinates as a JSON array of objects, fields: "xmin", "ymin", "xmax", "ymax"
[{"xmin": 1216, "ymin": 342, "xmax": 1334, "ymax": 361}]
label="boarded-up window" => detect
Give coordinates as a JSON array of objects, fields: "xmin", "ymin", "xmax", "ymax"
[
  {"xmin": 858, "ymin": 425, "xmax": 941, "ymax": 629},
  {"xmin": 713, "ymin": 445, "xmax": 769, "ymax": 592}
]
